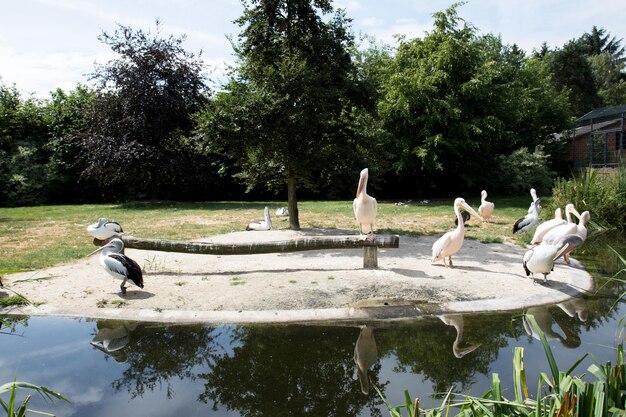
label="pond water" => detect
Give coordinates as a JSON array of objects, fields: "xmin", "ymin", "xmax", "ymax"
[{"xmin": 1, "ymin": 232, "xmax": 624, "ymax": 417}]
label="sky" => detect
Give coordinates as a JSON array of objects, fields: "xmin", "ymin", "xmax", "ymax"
[{"xmin": 1, "ymin": 0, "xmax": 625, "ymax": 99}]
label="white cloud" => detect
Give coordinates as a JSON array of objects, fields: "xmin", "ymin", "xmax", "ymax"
[
  {"xmin": 359, "ymin": 17, "xmax": 384, "ymax": 28},
  {"xmin": 0, "ymin": 46, "xmax": 113, "ymax": 97}
]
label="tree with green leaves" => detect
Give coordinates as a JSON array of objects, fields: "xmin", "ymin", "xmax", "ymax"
[
  {"xmin": 75, "ymin": 20, "xmax": 209, "ymax": 200},
  {"xmin": 375, "ymin": 4, "xmax": 570, "ymax": 195},
  {"xmin": 580, "ymin": 26, "xmax": 625, "ymax": 62},
  {"xmin": 199, "ymin": 0, "xmax": 365, "ymax": 229}
]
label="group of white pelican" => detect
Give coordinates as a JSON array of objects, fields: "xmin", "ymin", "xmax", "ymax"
[
  {"xmin": 86, "ymin": 170, "xmax": 590, "ymax": 293},
  {"xmin": 353, "ymin": 170, "xmax": 589, "ymax": 284}
]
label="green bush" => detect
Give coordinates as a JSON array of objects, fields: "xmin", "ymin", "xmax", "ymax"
[
  {"xmin": 493, "ymin": 145, "xmax": 554, "ymax": 195},
  {"xmin": 550, "ymin": 162, "xmax": 626, "ymax": 229}
]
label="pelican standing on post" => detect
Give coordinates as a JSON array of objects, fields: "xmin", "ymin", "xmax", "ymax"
[
  {"xmin": 431, "ymin": 198, "xmax": 482, "ymax": 268},
  {"xmin": 87, "ymin": 218, "xmax": 123, "ymax": 240},
  {"xmin": 478, "ymin": 190, "xmax": 494, "ymax": 223},
  {"xmin": 246, "ymin": 206, "xmax": 272, "ymax": 231},
  {"xmin": 90, "ymin": 238, "xmax": 144, "ymax": 294},
  {"xmin": 353, "ymin": 168, "xmax": 378, "ymax": 239},
  {"xmin": 513, "ymin": 198, "xmax": 540, "ymax": 234}
]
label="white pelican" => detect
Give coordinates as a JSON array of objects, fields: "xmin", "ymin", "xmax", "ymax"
[
  {"xmin": 353, "ymin": 325, "xmax": 378, "ymax": 395},
  {"xmin": 87, "ymin": 217, "xmax": 123, "ymax": 240},
  {"xmin": 90, "ymin": 238, "xmax": 144, "ymax": 294},
  {"xmin": 275, "ymin": 207, "xmax": 288, "ymax": 217},
  {"xmin": 553, "ymin": 211, "xmax": 590, "ymax": 264},
  {"xmin": 541, "ymin": 204, "xmax": 580, "ymax": 245},
  {"xmin": 478, "ymin": 190, "xmax": 494, "ymax": 223},
  {"xmin": 353, "ymin": 168, "xmax": 378, "ymax": 237},
  {"xmin": 527, "ymin": 188, "xmax": 539, "ymax": 214},
  {"xmin": 552, "ymin": 234, "xmax": 585, "ymax": 264},
  {"xmin": 530, "ymin": 207, "xmax": 566, "ymax": 244},
  {"xmin": 513, "ymin": 198, "xmax": 540, "ymax": 234},
  {"xmin": 439, "ymin": 315, "xmax": 481, "ymax": 358},
  {"xmin": 522, "ymin": 238, "xmax": 571, "ymax": 284},
  {"xmin": 431, "ymin": 198, "xmax": 482, "ymax": 268},
  {"xmin": 246, "ymin": 206, "xmax": 272, "ymax": 231}
]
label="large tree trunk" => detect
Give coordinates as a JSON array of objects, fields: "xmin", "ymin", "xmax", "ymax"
[{"xmin": 287, "ymin": 169, "xmax": 300, "ymax": 230}]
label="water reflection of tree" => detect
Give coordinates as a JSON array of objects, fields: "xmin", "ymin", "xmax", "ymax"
[
  {"xmin": 108, "ymin": 323, "xmax": 221, "ymax": 399},
  {"xmin": 0, "ymin": 314, "xmax": 28, "ymax": 335},
  {"xmin": 381, "ymin": 315, "xmax": 511, "ymax": 394},
  {"xmin": 197, "ymin": 325, "xmax": 384, "ymax": 417}
]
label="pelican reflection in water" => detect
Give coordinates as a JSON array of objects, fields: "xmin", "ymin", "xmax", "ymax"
[
  {"xmin": 439, "ymin": 315, "xmax": 481, "ymax": 358},
  {"xmin": 354, "ymin": 324, "xmax": 378, "ymax": 395},
  {"xmin": 523, "ymin": 305, "xmax": 582, "ymax": 348},
  {"xmin": 91, "ymin": 320, "xmax": 138, "ymax": 362}
]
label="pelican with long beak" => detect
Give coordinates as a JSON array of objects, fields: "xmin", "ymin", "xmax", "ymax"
[
  {"xmin": 522, "ymin": 237, "xmax": 572, "ymax": 284},
  {"xmin": 553, "ymin": 210, "xmax": 590, "ymax": 264},
  {"xmin": 353, "ymin": 168, "xmax": 378, "ymax": 238},
  {"xmin": 513, "ymin": 198, "xmax": 541, "ymax": 234},
  {"xmin": 353, "ymin": 325, "xmax": 378, "ymax": 395},
  {"xmin": 431, "ymin": 198, "xmax": 482, "ymax": 268},
  {"xmin": 246, "ymin": 206, "xmax": 272, "ymax": 231},
  {"xmin": 478, "ymin": 190, "xmax": 494, "ymax": 223},
  {"xmin": 530, "ymin": 206, "xmax": 567, "ymax": 244},
  {"xmin": 90, "ymin": 238, "xmax": 144, "ymax": 294},
  {"xmin": 541, "ymin": 204, "xmax": 580, "ymax": 246},
  {"xmin": 87, "ymin": 217, "xmax": 123, "ymax": 240}
]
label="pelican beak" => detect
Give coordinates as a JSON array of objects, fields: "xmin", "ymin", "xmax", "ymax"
[
  {"xmin": 459, "ymin": 201, "xmax": 483, "ymax": 222},
  {"xmin": 569, "ymin": 206, "xmax": 582, "ymax": 221},
  {"xmin": 88, "ymin": 245, "xmax": 106, "ymax": 257}
]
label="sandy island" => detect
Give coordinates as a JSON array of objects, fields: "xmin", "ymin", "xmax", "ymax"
[{"xmin": 1, "ymin": 229, "xmax": 594, "ymax": 324}]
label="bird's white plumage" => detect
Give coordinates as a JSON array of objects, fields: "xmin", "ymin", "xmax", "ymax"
[
  {"xmin": 522, "ymin": 243, "xmax": 560, "ymax": 283},
  {"xmin": 513, "ymin": 199, "xmax": 540, "ymax": 234},
  {"xmin": 87, "ymin": 217, "xmax": 123, "ymax": 240},
  {"xmin": 478, "ymin": 190, "xmax": 494, "ymax": 223},
  {"xmin": 353, "ymin": 168, "xmax": 378, "ymax": 235},
  {"xmin": 541, "ymin": 204, "xmax": 580, "ymax": 245},
  {"xmin": 530, "ymin": 207, "xmax": 566, "ymax": 244},
  {"xmin": 527, "ymin": 188, "xmax": 539, "ymax": 214},
  {"xmin": 93, "ymin": 238, "xmax": 143, "ymax": 294},
  {"xmin": 246, "ymin": 206, "xmax": 272, "ymax": 231},
  {"xmin": 431, "ymin": 197, "xmax": 483, "ymax": 267}
]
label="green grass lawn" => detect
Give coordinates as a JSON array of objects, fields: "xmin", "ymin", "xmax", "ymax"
[{"xmin": 0, "ymin": 196, "xmax": 545, "ymax": 271}]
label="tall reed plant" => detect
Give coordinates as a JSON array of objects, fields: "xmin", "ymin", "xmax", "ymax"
[
  {"xmin": 377, "ymin": 314, "xmax": 626, "ymax": 417},
  {"xmin": 551, "ymin": 161, "xmax": 626, "ymax": 230}
]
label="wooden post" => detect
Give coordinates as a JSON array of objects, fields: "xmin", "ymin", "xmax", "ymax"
[
  {"xmin": 363, "ymin": 246, "xmax": 378, "ymax": 269},
  {"xmin": 94, "ymin": 234, "xmax": 399, "ymax": 268}
]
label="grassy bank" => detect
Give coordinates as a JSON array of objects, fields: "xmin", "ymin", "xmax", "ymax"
[{"xmin": 0, "ymin": 197, "xmax": 542, "ymax": 271}]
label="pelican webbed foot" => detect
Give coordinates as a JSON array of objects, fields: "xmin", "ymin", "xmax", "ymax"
[{"xmin": 365, "ymin": 232, "xmax": 376, "ymax": 242}]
